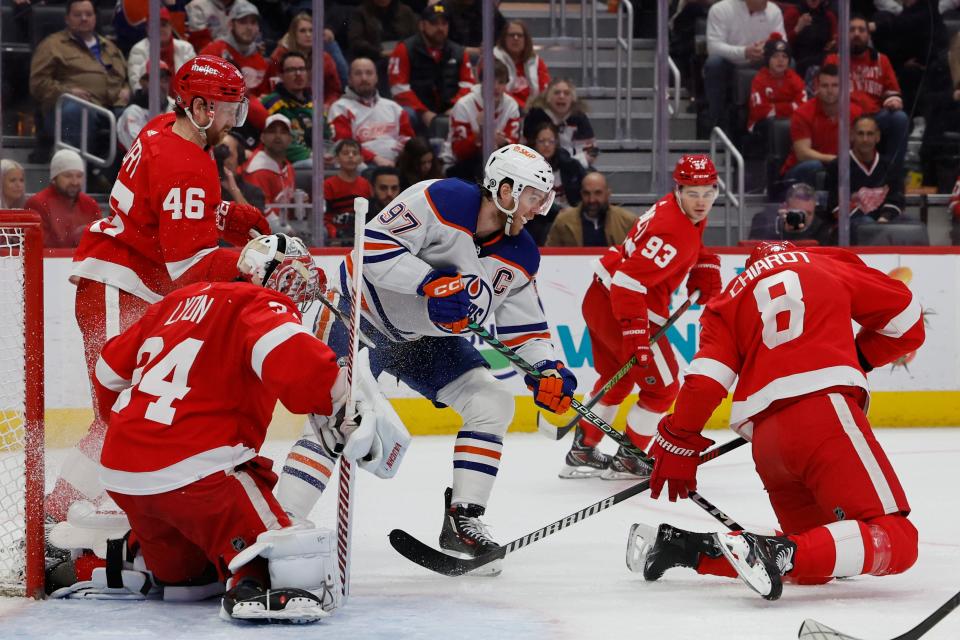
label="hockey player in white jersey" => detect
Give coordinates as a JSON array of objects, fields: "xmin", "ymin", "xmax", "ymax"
[{"xmin": 278, "ymin": 144, "xmax": 576, "ymax": 568}]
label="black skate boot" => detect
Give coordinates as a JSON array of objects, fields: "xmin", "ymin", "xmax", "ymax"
[
  {"xmin": 439, "ymin": 487, "xmax": 501, "ymax": 576},
  {"xmin": 559, "ymin": 427, "xmax": 612, "ymax": 479},
  {"xmin": 601, "ymin": 444, "xmax": 653, "ymax": 480},
  {"xmin": 715, "ymin": 531, "xmax": 797, "ymax": 601},
  {"xmin": 220, "ymin": 578, "xmax": 329, "ymax": 624},
  {"xmin": 626, "ymin": 523, "xmax": 723, "ymax": 581}
]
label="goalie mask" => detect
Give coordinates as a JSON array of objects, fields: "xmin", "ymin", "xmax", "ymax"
[
  {"xmin": 238, "ymin": 234, "xmax": 322, "ymax": 311},
  {"xmin": 483, "ymin": 144, "xmax": 555, "ymax": 235}
]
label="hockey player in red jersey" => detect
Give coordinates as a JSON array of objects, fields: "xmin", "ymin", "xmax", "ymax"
[
  {"xmin": 561, "ymin": 155, "xmax": 723, "ymax": 480},
  {"xmin": 67, "ymin": 234, "xmax": 407, "ymax": 622},
  {"xmin": 51, "ymin": 55, "xmax": 273, "ymax": 523},
  {"xmin": 628, "ymin": 241, "xmax": 925, "ymax": 601}
]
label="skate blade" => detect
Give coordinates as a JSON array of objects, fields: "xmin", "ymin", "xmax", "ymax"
[
  {"xmin": 625, "ymin": 523, "xmax": 657, "ymax": 574},
  {"xmin": 442, "ymin": 549, "xmax": 503, "ymax": 577},
  {"xmin": 558, "ymin": 464, "xmax": 606, "ymax": 479},
  {"xmin": 715, "ymin": 534, "xmax": 774, "ymax": 599},
  {"xmin": 600, "ymin": 468, "xmax": 650, "ymax": 481},
  {"xmin": 225, "ymin": 598, "xmax": 330, "ymax": 624}
]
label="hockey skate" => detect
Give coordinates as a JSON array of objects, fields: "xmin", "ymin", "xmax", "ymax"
[
  {"xmin": 625, "ymin": 523, "xmax": 722, "ymax": 580},
  {"xmin": 439, "ymin": 487, "xmax": 502, "ymax": 577},
  {"xmin": 558, "ymin": 428, "xmax": 612, "ymax": 478},
  {"xmin": 601, "ymin": 444, "xmax": 653, "ymax": 480},
  {"xmin": 715, "ymin": 531, "xmax": 796, "ymax": 601},
  {"xmin": 220, "ymin": 579, "xmax": 329, "ymax": 624}
]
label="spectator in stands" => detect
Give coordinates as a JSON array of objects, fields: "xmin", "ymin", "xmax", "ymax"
[
  {"xmin": 26, "ymin": 149, "xmax": 101, "ymax": 248},
  {"xmin": 324, "ymin": 139, "xmax": 372, "ymax": 246},
  {"xmin": 781, "ymin": 64, "xmax": 863, "ymax": 186},
  {"xmin": 261, "ymin": 51, "xmax": 318, "ymax": 166},
  {"xmin": 369, "ymin": 166, "xmax": 402, "ymax": 214},
  {"xmin": 388, "ymin": 2, "xmax": 476, "ymax": 135},
  {"xmin": 447, "ymin": 0, "xmax": 507, "ymax": 58},
  {"xmin": 545, "ymin": 172, "xmax": 637, "ymax": 247},
  {"xmin": 0, "ymin": 160, "xmax": 27, "ymax": 210},
  {"xmin": 329, "ymin": 57, "xmax": 414, "ymax": 169},
  {"xmin": 118, "ymin": 61, "xmax": 175, "ymax": 151},
  {"xmin": 523, "ymin": 79, "xmax": 597, "ymax": 168},
  {"xmin": 200, "ymin": 0, "xmax": 271, "ymax": 97},
  {"xmin": 242, "ymin": 114, "xmax": 296, "ymax": 232},
  {"xmin": 494, "ymin": 20, "xmax": 550, "ymax": 110},
  {"xmin": 826, "ymin": 114, "xmax": 904, "ymax": 226},
  {"xmin": 126, "ymin": 6, "xmax": 196, "ymax": 91},
  {"xmin": 214, "ymin": 132, "xmax": 265, "ymax": 211},
  {"xmin": 748, "ymin": 182, "xmax": 829, "ymax": 241},
  {"xmin": 396, "ymin": 136, "xmax": 444, "ymax": 190},
  {"xmin": 268, "ymin": 13, "xmax": 344, "ymax": 109},
  {"xmin": 30, "ymin": 0, "xmax": 130, "ymax": 160},
  {"xmin": 747, "ymin": 34, "xmax": 807, "ymax": 135},
  {"xmin": 443, "ymin": 60, "xmax": 521, "ymax": 180},
  {"xmin": 823, "ymin": 14, "xmax": 909, "ymax": 175},
  {"xmin": 348, "ymin": 0, "xmax": 418, "ymax": 65},
  {"xmin": 525, "ymin": 121, "xmax": 585, "ymax": 246},
  {"xmin": 920, "ymin": 32, "xmax": 960, "ymax": 189},
  {"xmin": 782, "ymin": 0, "xmax": 837, "ymax": 79},
  {"xmin": 872, "ymin": 0, "xmax": 947, "ymax": 117},
  {"xmin": 704, "ymin": 0, "xmax": 784, "ymax": 133},
  {"xmin": 185, "ymin": 0, "xmax": 234, "ymax": 52},
  {"xmin": 112, "ymin": 0, "xmax": 189, "ymax": 56}
]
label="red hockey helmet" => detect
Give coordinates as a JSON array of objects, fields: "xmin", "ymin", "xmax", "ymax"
[
  {"xmin": 746, "ymin": 240, "xmax": 798, "ymax": 269},
  {"xmin": 174, "ymin": 55, "xmax": 248, "ymax": 125},
  {"xmin": 673, "ymin": 155, "xmax": 718, "ymax": 187}
]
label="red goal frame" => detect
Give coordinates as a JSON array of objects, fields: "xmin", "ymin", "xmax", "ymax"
[{"xmin": 0, "ymin": 211, "xmax": 45, "ymax": 598}]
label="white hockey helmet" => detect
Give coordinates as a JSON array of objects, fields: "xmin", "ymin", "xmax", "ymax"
[
  {"xmin": 482, "ymin": 144, "xmax": 555, "ymax": 234},
  {"xmin": 238, "ymin": 234, "xmax": 323, "ymax": 311}
]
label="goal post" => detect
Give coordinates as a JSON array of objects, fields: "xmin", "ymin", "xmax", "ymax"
[{"xmin": 0, "ymin": 211, "xmax": 45, "ymax": 598}]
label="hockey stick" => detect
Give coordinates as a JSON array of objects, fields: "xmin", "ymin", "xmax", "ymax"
[
  {"xmin": 388, "ymin": 436, "xmax": 747, "ymax": 576},
  {"xmin": 468, "ymin": 321, "xmax": 744, "ymax": 531},
  {"xmin": 336, "ymin": 198, "xmax": 368, "ymax": 603},
  {"xmin": 315, "ymin": 292, "xmax": 376, "ymax": 349},
  {"xmin": 541, "ymin": 291, "xmax": 700, "ymax": 441},
  {"xmin": 797, "ymin": 590, "xmax": 960, "ymax": 640}
]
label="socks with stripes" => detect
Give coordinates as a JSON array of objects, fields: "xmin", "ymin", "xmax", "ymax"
[
  {"xmin": 275, "ymin": 438, "xmax": 337, "ymax": 521},
  {"xmin": 452, "ymin": 430, "xmax": 504, "ymax": 508}
]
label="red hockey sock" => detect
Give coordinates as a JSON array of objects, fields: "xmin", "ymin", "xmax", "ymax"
[
  {"xmin": 696, "ymin": 553, "xmax": 737, "ymax": 578},
  {"xmin": 789, "ymin": 520, "xmax": 872, "ymax": 579},
  {"xmin": 626, "ymin": 430, "xmax": 653, "ymax": 451},
  {"xmin": 578, "ymin": 401, "xmax": 619, "ymax": 448}
]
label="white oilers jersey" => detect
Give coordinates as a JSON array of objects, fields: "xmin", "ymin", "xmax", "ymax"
[{"xmin": 338, "ymin": 178, "xmax": 556, "ymax": 364}]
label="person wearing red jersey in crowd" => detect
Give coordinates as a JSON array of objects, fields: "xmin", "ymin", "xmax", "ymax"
[
  {"xmin": 26, "ymin": 149, "xmax": 102, "ymax": 248},
  {"xmin": 781, "ymin": 64, "xmax": 862, "ymax": 187},
  {"xmin": 329, "ymin": 57, "xmax": 414, "ymax": 168},
  {"xmin": 388, "ymin": 2, "xmax": 476, "ymax": 135},
  {"xmin": 493, "ymin": 20, "xmax": 550, "ymax": 110},
  {"xmin": 823, "ymin": 14, "xmax": 908, "ymax": 175},
  {"xmin": 747, "ymin": 34, "xmax": 806, "ymax": 133},
  {"xmin": 560, "ymin": 155, "xmax": 723, "ymax": 480},
  {"xmin": 72, "ymin": 233, "xmax": 409, "ymax": 622},
  {"xmin": 629, "ymin": 241, "xmax": 925, "ymax": 601},
  {"xmin": 199, "ymin": 1, "xmax": 271, "ymax": 97},
  {"xmin": 242, "ymin": 114, "xmax": 297, "ymax": 232},
  {"xmin": 442, "ymin": 59, "xmax": 521, "ymax": 181},
  {"xmin": 323, "ymin": 139, "xmax": 372, "ymax": 245},
  {"xmin": 58, "ymin": 55, "xmax": 271, "ymax": 524},
  {"xmin": 185, "ymin": 0, "xmax": 233, "ymax": 52}
]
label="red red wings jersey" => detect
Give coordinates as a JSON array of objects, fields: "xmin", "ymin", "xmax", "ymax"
[
  {"xmin": 674, "ymin": 247, "xmax": 925, "ymax": 437},
  {"xmin": 94, "ymin": 281, "xmax": 340, "ymax": 495},
  {"xmin": 71, "ymin": 113, "xmax": 240, "ymax": 303},
  {"xmin": 595, "ymin": 193, "xmax": 707, "ymax": 325},
  {"xmin": 747, "ymin": 67, "xmax": 807, "ymax": 132}
]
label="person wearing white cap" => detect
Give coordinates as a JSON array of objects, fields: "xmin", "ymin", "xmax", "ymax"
[
  {"xmin": 242, "ymin": 114, "xmax": 296, "ymax": 232},
  {"xmin": 199, "ymin": 0, "xmax": 271, "ymax": 97},
  {"xmin": 24, "ymin": 149, "xmax": 102, "ymax": 248}
]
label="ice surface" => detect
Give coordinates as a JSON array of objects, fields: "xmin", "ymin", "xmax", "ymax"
[{"xmin": 0, "ymin": 429, "xmax": 957, "ymax": 640}]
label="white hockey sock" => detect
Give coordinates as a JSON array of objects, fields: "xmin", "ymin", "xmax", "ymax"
[
  {"xmin": 276, "ymin": 438, "xmax": 336, "ymax": 521},
  {"xmin": 626, "ymin": 405, "xmax": 662, "ymax": 438}
]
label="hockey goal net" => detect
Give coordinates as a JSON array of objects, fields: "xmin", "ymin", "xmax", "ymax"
[{"xmin": 0, "ymin": 212, "xmax": 44, "ymax": 598}]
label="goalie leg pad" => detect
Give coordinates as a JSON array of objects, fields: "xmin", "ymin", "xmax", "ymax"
[{"xmin": 438, "ymin": 367, "xmax": 513, "ymax": 508}]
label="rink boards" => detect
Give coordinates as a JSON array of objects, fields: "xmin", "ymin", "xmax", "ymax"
[{"xmin": 38, "ymin": 249, "xmax": 960, "ymax": 445}]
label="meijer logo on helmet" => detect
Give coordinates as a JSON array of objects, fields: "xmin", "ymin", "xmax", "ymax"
[{"xmin": 191, "ymin": 63, "xmax": 220, "ymax": 75}]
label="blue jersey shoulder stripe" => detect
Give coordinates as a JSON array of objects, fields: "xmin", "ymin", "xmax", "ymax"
[
  {"xmin": 424, "ymin": 179, "xmax": 481, "ymax": 235},
  {"xmin": 482, "ymin": 229, "xmax": 540, "ymax": 278},
  {"xmin": 496, "ymin": 321, "xmax": 549, "ymax": 334},
  {"xmin": 365, "ymin": 228, "xmax": 400, "ymax": 243},
  {"xmin": 363, "ymin": 248, "xmax": 408, "ymax": 264}
]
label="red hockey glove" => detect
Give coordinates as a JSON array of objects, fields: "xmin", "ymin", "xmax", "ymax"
[
  {"xmin": 216, "ymin": 201, "xmax": 271, "ymax": 244},
  {"xmin": 649, "ymin": 415, "xmax": 714, "ymax": 502},
  {"xmin": 524, "ymin": 361, "xmax": 577, "ymax": 413},
  {"xmin": 417, "ymin": 270, "xmax": 471, "ymax": 333},
  {"xmin": 621, "ymin": 316, "xmax": 652, "ymax": 368},
  {"xmin": 686, "ymin": 252, "xmax": 722, "ymax": 304}
]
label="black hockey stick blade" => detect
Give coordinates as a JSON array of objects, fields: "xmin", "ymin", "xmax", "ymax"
[
  {"xmin": 798, "ymin": 589, "xmax": 960, "ymax": 640},
  {"xmin": 388, "ymin": 529, "xmax": 506, "ymax": 577}
]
